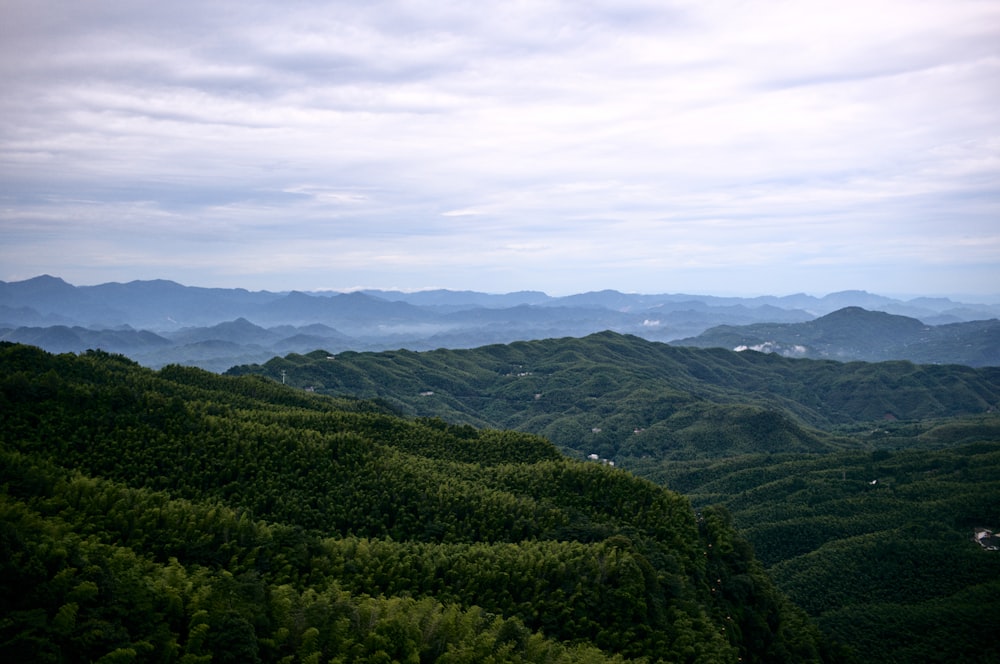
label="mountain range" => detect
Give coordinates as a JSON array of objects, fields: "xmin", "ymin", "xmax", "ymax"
[
  {"xmin": 674, "ymin": 306, "xmax": 1000, "ymax": 367},
  {"xmin": 2, "ymin": 275, "xmax": 999, "ymax": 370},
  {"xmin": 227, "ymin": 331, "xmax": 1000, "ymax": 461}
]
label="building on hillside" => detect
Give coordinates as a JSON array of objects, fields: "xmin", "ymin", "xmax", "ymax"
[{"xmin": 973, "ymin": 528, "xmax": 1000, "ymax": 551}]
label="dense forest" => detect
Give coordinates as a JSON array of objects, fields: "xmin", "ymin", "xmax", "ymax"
[
  {"xmin": 0, "ymin": 342, "xmax": 844, "ymax": 663},
  {"xmin": 228, "ymin": 333, "xmax": 1000, "ymax": 661},
  {"xmin": 629, "ymin": 442, "xmax": 1000, "ymax": 661},
  {"xmin": 227, "ymin": 332, "xmax": 1000, "ymax": 459}
]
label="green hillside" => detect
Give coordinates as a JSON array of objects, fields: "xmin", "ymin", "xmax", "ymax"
[
  {"xmin": 227, "ymin": 333, "xmax": 1000, "ymax": 662},
  {"xmin": 630, "ymin": 440, "xmax": 1000, "ymax": 662},
  {"xmin": 0, "ymin": 343, "xmax": 838, "ymax": 663},
  {"xmin": 228, "ymin": 332, "xmax": 1000, "ymax": 459}
]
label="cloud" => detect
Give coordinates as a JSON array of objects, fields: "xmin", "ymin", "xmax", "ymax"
[
  {"xmin": 441, "ymin": 208, "xmax": 486, "ymax": 217},
  {"xmin": 0, "ymin": 0, "xmax": 997, "ymax": 296}
]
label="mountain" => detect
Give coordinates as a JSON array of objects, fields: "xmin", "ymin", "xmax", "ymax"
[
  {"xmin": 226, "ymin": 332, "xmax": 1000, "ymax": 662},
  {"xmin": 0, "ymin": 324, "xmax": 173, "ymax": 355},
  {"xmin": 1, "ymin": 313, "xmax": 362, "ymax": 372},
  {"xmin": 168, "ymin": 317, "xmax": 283, "ymax": 346},
  {"xmin": 0, "ymin": 304, "xmax": 74, "ymax": 327},
  {"xmin": 0, "ymin": 342, "xmax": 839, "ymax": 663},
  {"xmin": 0, "ymin": 319, "xmax": 343, "ymax": 373},
  {"xmin": 0, "ymin": 275, "xmax": 125, "ymax": 324},
  {"xmin": 0, "ymin": 276, "xmax": 285, "ymax": 329},
  {"xmin": 6, "ymin": 329, "xmax": 998, "ymax": 661},
  {"xmin": 361, "ymin": 288, "xmax": 552, "ymax": 310},
  {"xmin": 253, "ymin": 290, "xmax": 442, "ymax": 328},
  {"xmin": 3, "ymin": 276, "xmax": 999, "ymax": 370},
  {"xmin": 227, "ymin": 332, "xmax": 1000, "ymax": 459},
  {"xmin": 631, "ymin": 435, "xmax": 1000, "ymax": 663},
  {"xmin": 673, "ymin": 306, "xmax": 1000, "ymax": 366}
]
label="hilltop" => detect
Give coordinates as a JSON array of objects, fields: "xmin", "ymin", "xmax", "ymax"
[{"xmin": 673, "ymin": 306, "xmax": 1000, "ymax": 367}]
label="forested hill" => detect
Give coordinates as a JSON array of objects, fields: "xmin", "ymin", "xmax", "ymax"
[
  {"xmin": 223, "ymin": 333, "xmax": 1000, "ymax": 662},
  {"xmin": 673, "ymin": 306, "xmax": 1000, "ymax": 367},
  {"xmin": 228, "ymin": 331, "xmax": 1000, "ymax": 461},
  {"xmin": 0, "ymin": 342, "xmax": 841, "ymax": 663}
]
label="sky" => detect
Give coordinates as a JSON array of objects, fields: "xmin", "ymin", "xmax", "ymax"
[{"xmin": 1, "ymin": 0, "xmax": 998, "ymax": 299}]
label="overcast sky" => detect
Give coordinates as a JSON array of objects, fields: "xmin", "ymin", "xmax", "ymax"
[{"xmin": 1, "ymin": 0, "xmax": 998, "ymax": 298}]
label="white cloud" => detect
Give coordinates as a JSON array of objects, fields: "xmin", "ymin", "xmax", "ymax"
[{"xmin": 441, "ymin": 208, "xmax": 486, "ymax": 217}]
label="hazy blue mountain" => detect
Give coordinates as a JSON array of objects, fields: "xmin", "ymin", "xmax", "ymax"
[
  {"xmin": 673, "ymin": 306, "xmax": 1000, "ymax": 366},
  {"xmin": 265, "ymin": 324, "xmax": 356, "ymax": 354},
  {"xmin": 0, "ymin": 304, "xmax": 75, "ymax": 327},
  {"xmin": 1, "ymin": 316, "xmax": 358, "ymax": 371},
  {"xmin": 361, "ymin": 288, "xmax": 552, "ymax": 310},
  {"xmin": 739, "ymin": 290, "xmax": 1000, "ymax": 321},
  {"xmin": 443, "ymin": 303, "xmax": 639, "ymax": 329},
  {"xmin": 546, "ymin": 289, "xmax": 661, "ymax": 309},
  {"xmin": 0, "ymin": 275, "xmax": 125, "ymax": 324},
  {"xmin": 5, "ymin": 276, "xmax": 998, "ymax": 329},
  {"xmin": 0, "ymin": 274, "xmax": 77, "ymax": 304},
  {"xmin": 83, "ymin": 278, "xmax": 284, "ymax": 328},
  {"xmin": 0, "ymin": 324, "xmax": 173, "ymax": 354},
  {"xmin": 167, "ymin": 317, "xmax": 283, "ymax": 346},
  {"xmin": 253, "ymin": 290, "xmax": 441, "ymax": 329},
  {"xmin": 0, "ymin": 275, "xmax": 283, "ymax": 328},
  {"xmin": 272, "ymin": 333, "xmax": 345, "ymax": 353},
  {"xmin": 134, "ymin": 340, "xmax": 279, "ymax": 373},
  {"xmin": 3, "ymin": 275, "xmax": 999, "ymax": 370}
]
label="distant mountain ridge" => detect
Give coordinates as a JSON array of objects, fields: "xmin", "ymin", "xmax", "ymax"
[
  {"xmin": 673, "ymin": 306, "xmax": 1000, "ymax": 367},
  {"xmin": 2, "ymin": 275, "xmax": 999, "ymax": 370}
]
